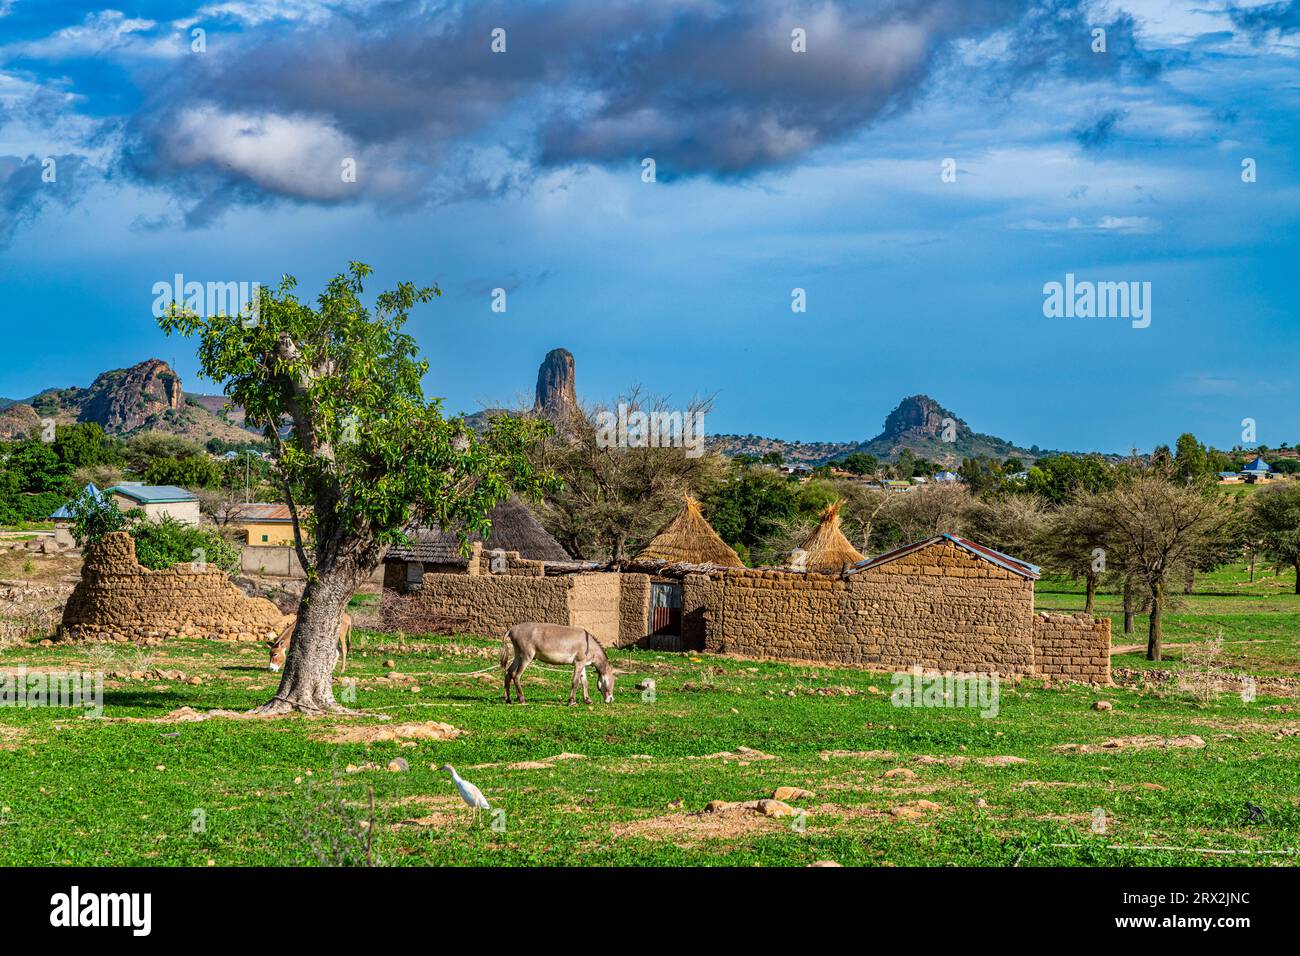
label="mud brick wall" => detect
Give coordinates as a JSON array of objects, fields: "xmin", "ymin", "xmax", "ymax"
[
  {"xmin": 844, "ymin": 543, "xmax": 1037, "ymax": 674},
  {"xmin": 380, "ymin": 569, "xmax": 570, "ymax": 637},
  {"xmin": 566, "ymin": 572, "xmax": 622, "ymax": 647},
  {"xmin": 1033, "ymin": 612, "xmax": 1112, "ymax": 683},
  {"xmin": 700, "ymin": 542, "xmax": 1039, "ymax": 678},
  {"xmin": 60, "ymin": 532, "xmax": 285, "ymax": 643},
  {"xmin": 616, "ymin": 574, "xmax": 651, "ymax": 647}
]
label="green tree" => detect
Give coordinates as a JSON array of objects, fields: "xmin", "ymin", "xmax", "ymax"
[
  {"xmin": 54, "ymin": 423, "xmax": 124, "ymax": 469},
  {"xmin": 1173, "ymin": 432, "xmax": 1209, "ymax": 482},
  {"xmin": 835, "ymin": 452, "xmax": 877, "ymax": 476},
  {"xmin": 1022, "ymin": 454, "xmax": 1115, "ymax": 504},
  {"xmin": 704, "ymin": 465, "xmax": 799, "ymax": 564},
  {"xmin": 68, "ymin": 489, "xmax": 135, "ymax": 549},
  {"xmin": 1250, "ymin": 483, "xmax": 1300, "ymax": 595},
  {"xmin": 160, "ymin": 262, "xmax": 557, "ymax": 713}
]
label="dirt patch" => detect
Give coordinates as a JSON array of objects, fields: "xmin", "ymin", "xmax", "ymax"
[
  {"xmin": 99, "ymin": 706, "xmax": 255, "ymax": 724},
  {"xmin": 689, "ymin": 746, "xmax": 777, "ymax": 762},
  {"xmin": 1055, "ymin": 734, "xmax": 1205, "ymax": 754},
  {"xmin": 610, "ymin": 808, "xmax": 791, "ymax": 845},
  {"xmin": 819, "ymin": 749, "xmax": 896, "ymax": 761},
  {"xmin": 0, "ymin": 724, "xmax": 25, "ymax": 749},
  {"xmin": 913, "ymin": 754, "xmax": 1028, "ymax": 767},
  {"xmin": 313, "ymin": 721, "xmax": 464, "ymax": 744},
  {"xmin": 387, "ymin": 795, "xmax": 479, "ymax": 830}
]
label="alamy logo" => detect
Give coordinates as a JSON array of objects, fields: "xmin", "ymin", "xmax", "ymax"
[
  {"xmin": 1, "ymin": 668, "xmax": 103, "ymax": 717},
  {"xmin": 151, "ymin": 274, "xmax": 261, "ymax": 324},
  {"xmin": 1042, "ymin": 273, "xmax": 1151, "ymax": 328},
  {"xmin": 49, "ymin": 886, "xmax": 152, "ymax": 936},
  {"xmin": 891, "ymin": 666, "xmax": 1000, "ymax": 718},
  {"xmin": 595, "ymin": 403, "xmax": 705, "ymax": 458}
]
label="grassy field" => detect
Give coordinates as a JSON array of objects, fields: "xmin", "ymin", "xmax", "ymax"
[{"xmin": 0, "ymin": 563, "xmax": 1297, "ymax": 867}]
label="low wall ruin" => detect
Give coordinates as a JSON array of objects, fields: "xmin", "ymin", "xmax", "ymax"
[{"xmin": 59, "ymin": 532, "xmax": 287, "ymax": 644}]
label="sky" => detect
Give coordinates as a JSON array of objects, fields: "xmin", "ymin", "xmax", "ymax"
[{"xmin": 0, "ymin": 0, "xmax": 1297, "ymax": 454}]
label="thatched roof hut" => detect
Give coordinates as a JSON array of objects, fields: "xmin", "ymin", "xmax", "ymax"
[
  {"xmin": 797, "ymin": 501, "xmax": 864, "ymax": 572},
  {"xmin": 386, "ymin": 497, "xmax": 571, "ymax": 565},
  {"xmin": 633, "ymin": 495, "xmax": 744, "ymax": 568}
]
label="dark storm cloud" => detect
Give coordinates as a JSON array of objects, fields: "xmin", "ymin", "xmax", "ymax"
[
  {"xmin": 1228, "ymin": 1, "xmax": 1300, "ymax": 38},
  {"xmin": 112, "ymin": 0, "xmax": 1162, "ymax": 219},
  {"xmin": 1073, "ymin": 109, "xmax": 1125, "ymax": 150},
  {"xmin": 0, "ymin": 153, "xmax": 89, "ymax": 247}
]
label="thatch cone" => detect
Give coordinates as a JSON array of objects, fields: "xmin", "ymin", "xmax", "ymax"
[
  {"xmin": 634, "ymin": 495, "xmax": 744, "ymax": 567},
  {"xmin": 797, "ymin": 501, "xmax": 864, "ymax": 572}
]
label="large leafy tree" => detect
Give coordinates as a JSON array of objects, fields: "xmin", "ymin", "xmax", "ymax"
[
  {"xmin": 160, "ymin": 263, "xmax": 557, "ymax": 713},
  {"xmin": 1250, "ymin": 483, "xmax": 1300, "ymax": 594}
]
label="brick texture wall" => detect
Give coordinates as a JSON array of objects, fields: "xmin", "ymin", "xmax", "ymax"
[
  {"xmin": 1033, "ymin": 611, "xmax": 1112, "ymax": 683},
  {"xmin": 60, "ymin": 532, "xmax": 286, "ymax": 643},
  {"xmin": 377, "ymin": 540, "xmax": 1111, "ymax": 683}
]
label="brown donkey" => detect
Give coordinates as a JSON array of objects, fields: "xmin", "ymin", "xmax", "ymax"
[{"xmin": 500, "ymin": 622, "xmax": 615, "ymax": 706}]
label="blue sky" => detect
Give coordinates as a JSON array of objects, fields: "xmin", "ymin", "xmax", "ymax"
[{"xmin": 1, "ymin": 0, "xmax": 1297, "ymax": 453}]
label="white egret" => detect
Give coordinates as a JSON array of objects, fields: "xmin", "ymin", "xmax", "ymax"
[{"xmin": 439, "ymin": 764, "xmax": 491, "ymax": 824}]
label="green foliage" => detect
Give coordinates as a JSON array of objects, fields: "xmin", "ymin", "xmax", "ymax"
[
  {"xmin": 53, "ymin": 423, "xmax": 124, "ymax": 469},
  {"xmin": 124, "ymin": 433, "xmax": 205, "ymax": 475},
  {"xmin": 130, "ymin": 517, "xmax": 240, "ymax": 575},
  {"xmin": 158, "ymin": 262, "xmax": 558, "ymax": 578},
  {"xmin": 67, "ymin": 489, "xmax": 133, "ymax": 549},
  {"xmin": 834, "ymin": 452, "xmax": 877, "ymax": 475},
  {"xmin": 143, "ymin": 454, "xmax": 223, "ymax": 488},
  {"xmin": 1251, "ymin": 483, "xmax": 1300, "ymax": 586},
  {"xmin": 1022, "ymin": 454, "xmax": 1115, "ymax": 504}
]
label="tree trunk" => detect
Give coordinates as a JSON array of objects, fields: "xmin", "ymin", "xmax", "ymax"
[
  {"xmin": 257, "ymin": 563, "xmax": 360, "ymax": 714},
  {"xmin": 1084, "ymin": 571, "xmax": 1097, "ymax": 616},
  {"xmin": 1184, "ymin": 565, "xmax": 1194, "ymax": 594},
  {"xmin": 1146, "ymin": 582, "xmax": 1164, "ymax": 661},
  {"xmin": 1249, "ymin": 551, "xmax": 1256, "ymax": 584},
  {"xmin": 1295, "ymin": 561, "xmax": 1300, "ymax": 596},
  {"xmin": 1122, "ymin": 576, "xmax": 1134, "ymax": 634}
]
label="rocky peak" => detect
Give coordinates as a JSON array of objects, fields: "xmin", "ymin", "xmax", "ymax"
[
  {"xmin": 533, "ymin": 348, "xmax": 578, "ymax": 419},
  {"xmin": 877, "ymin": 395, "xmax": 968, "ymax": 442},
  {"xmin": 79, "ymin": 358, "xmax": 184, "ymax": 433}
]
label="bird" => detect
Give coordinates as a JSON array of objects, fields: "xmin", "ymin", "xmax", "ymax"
[{"xmin": 439, "ymin": 764, "xmax": 491, "ymax": 824}]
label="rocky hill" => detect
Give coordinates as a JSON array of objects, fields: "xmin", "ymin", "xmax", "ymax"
[
  {"xmin": 0, "ymin": 359, "xmax": 256, "ymax": 443},
  {"xmin": 708, "ymin": 395, "xmax": 1037, "ymax": 466}
]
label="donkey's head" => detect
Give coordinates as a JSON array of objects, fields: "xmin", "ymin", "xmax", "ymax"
[
  {"xmin": 597, "ymin": 669, "xmax": 615, "ymax": 704},
  {"xmin": 268, "ymin": 636, "xmax": 289, "ymax": 672}
]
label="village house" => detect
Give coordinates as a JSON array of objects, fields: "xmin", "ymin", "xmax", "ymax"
[
  {"xmin": 104, "ymin": 484, "xmax": 200, "ymax": 526},
  {"xmin": 50, "ymin": 482, "xmax": 104, "ymax": 547},
  {"xmin": 220, "ymin": 503, "xmax": 304, "ymax": 546},
  {"xmin": 379, "ymin": 495, "xmax": 1111, "ymax": 682}
]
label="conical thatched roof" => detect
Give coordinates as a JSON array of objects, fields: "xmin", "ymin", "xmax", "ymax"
[
  {"xmin": 386, "ymin": 497, "xmax": 572, "ymax": 564},
  {"xmin": 797, "ymin": 501, "xmax": 864, "ymax": 572},
  {"xmin": 633, "ymin": 495, "xmax": 744, "ymax": 568}
]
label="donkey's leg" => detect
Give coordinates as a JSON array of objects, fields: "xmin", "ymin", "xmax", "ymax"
[
  {"xmin": 503, "ymin": 659, "xmax": 513, "ymax": 703},
  {"xmin": 580, "ymin": 666, "xmax": 591, "ymax": 705},
  {"xmin": 514, "ymin": 653, "xmax": 532, "ymax": 705},
  {"xmin": 568, "ymin": 664, "xmax": 581, "ymax": 706}
]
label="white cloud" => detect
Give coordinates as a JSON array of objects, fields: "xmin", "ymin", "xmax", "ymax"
[{"xmin": 163, "ymin": 106, "xmax": 360, "ymax": 201}]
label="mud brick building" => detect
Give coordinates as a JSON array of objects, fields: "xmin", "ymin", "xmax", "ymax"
[{"xmin": 381, "ymin": 498, "xmax": 1111, "ymax": 683}]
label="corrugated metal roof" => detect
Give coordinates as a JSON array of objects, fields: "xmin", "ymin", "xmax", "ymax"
[
  {"xmin": 847, "ymin": 533, "xmax": 1040, "ymax": 580},
  {"xmin": 225, "ymin": 503, "xmax": 297, "ymax": 522},
  {"xmin": 106, "ymin": 484, "xmax": 198, "ymax": 504}
]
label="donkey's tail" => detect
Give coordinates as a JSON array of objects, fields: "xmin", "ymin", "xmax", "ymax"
[{"xmin": 499, "ymin": 632, "xmax": 514, "ymax": 670}]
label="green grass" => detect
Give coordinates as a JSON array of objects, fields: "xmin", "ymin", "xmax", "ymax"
[{"xmin": 1036, "ymin": 561, "xmax": 1300, "ymax": 679}]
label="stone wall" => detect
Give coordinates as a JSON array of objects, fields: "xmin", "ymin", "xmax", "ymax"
[
  {"xmin": 566, "ymin": 573, "xmax": 622, "ymax": 647},
  {"xmin": 60, "ymin": 532, "xmax": 286, "ymax": 643},
  {"xmin": 1033, "ymin": 611, "xmax": 1112, "ymax": 683}
]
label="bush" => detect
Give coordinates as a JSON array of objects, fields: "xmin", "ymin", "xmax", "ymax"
[{"xmin": 130, "ymin": 517, "xmax": 241, "ymax": 575}]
